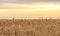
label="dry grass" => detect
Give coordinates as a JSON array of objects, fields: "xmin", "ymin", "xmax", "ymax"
[{"xmin": 0, "ymin": 19, "xmax": 60, "ymax": 36}]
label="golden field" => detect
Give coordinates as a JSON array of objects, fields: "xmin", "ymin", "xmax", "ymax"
[{"xmin": 0, "ymin": 19, "xmax": 60, "ymax": 36}]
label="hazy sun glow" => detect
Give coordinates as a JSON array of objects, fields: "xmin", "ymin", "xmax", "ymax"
[{"xmin": 0, "ymin": 2, "xmax": 60, "ymax": 18}]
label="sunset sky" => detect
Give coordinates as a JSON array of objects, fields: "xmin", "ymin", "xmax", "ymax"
[{"xmin": 0, "ymin": 0, "xmax": 60, "ymax": 19}]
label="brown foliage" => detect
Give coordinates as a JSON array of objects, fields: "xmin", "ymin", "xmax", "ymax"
[{"xmin": 0, "ymin": 19, "xmax": 60, "ymax": 36}]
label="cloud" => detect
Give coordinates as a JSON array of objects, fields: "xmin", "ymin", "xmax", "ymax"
[
  {"xmin": 32, "ymin": 0, "xmax": 60, "ymax": 2},
  {"xmin": 0, "ymin": 2, "xmax": 60, "ymax": 18},
  {"xmin": 0, "ymin": 3, "xmax": 34, "ymax": 9},
  {"xmin": 0, "ymin": 2, "xmax": 60, "ymax": 12},
  {"xmin": 0, "ymin": 0, "xmax": 60, "ymax": 2},
  {"xmin": 0, "ymin": 2, "xmax": 60, "ymax": 9}
]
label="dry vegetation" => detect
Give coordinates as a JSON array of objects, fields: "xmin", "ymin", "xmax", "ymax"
[{"xmin": 0, "ymin": 19, "xmax": 60, "ymax": 36}]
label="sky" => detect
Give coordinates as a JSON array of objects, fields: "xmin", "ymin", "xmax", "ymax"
[
  {"xmin": 0, "ymin": 0, "xmax": 60, "ymax": 2},
  {"xmin": 0, "ymin": 0, "xmax": 60, "ymax": 19}
]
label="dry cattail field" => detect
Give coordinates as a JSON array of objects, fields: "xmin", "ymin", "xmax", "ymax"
[{"xmin": 0, "ymin": 19, "xmax": 60, "ymax": 36}]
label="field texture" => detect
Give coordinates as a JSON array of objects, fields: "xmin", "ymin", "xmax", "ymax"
[{"xmin": 0, "ymin": 19, "xmax": 60, "ymax": 36}]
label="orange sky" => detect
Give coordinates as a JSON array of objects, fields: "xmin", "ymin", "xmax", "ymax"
[{"xmin": 0, "ymin": 2, "xmax": 60, "ymax": 19}]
